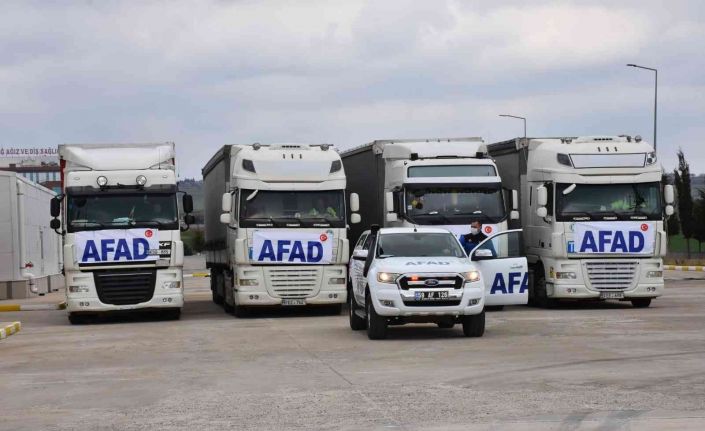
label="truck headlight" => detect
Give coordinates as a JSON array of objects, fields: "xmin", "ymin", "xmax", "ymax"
[
  {"xmin": 96, "ymin": 176, "xmax": 108, "ymax": 187},
  {"xmin": 646, "ymin": 151, "xmax": 657, "ymax": 165},
  {"xmin": 462, "ymin": 271, "xmax": 481, "ymax": 282},
  {"xmin": 556, "ymin": 271, "xmax": 577, "ymax": 279},
  {"xmin": 69, "ymin": 285, "xmax": 90, "ymax": 293},
  {"xmin": 377, "ymin": 272, "xmax": 400, "ymax": 283},
  {"xmin": 162, "ymin": 281, "xmax": 181, "ymax": 289},
  {"xmin": 238, "ymin": 278, "xmax": 259, "ymax": 286},
  {"xmin": 647, "ymin": 270, "xmax": 663, "ymax": 278},
  {"xmin": 329, "ymin": 278, "xmax": 346, "ymax": 285}
]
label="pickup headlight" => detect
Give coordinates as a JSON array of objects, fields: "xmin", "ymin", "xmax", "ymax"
[
  {"xmin": 647, "ymin": 270, "xmax": 663, "ymax": 278},
  {"xmin": 162, "ymin": 281, "xmax": 181, "ymax": 289},
  {"xmin": 377, "ymin": 272, "xmax": 400, "ymax": 283},
  {"xmin": 556, "ymin": 271, "xmax": 577, "ymax": 279},
  {"xmin": 462, "ymin": 271, "xmax": 481, "ymax": 282}
]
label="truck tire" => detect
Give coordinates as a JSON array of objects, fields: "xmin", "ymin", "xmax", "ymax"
[
  {"xmin": 366, "ymin": 292, "xmax": 387, "ymax": 340},
  {"xmin": 68, "ymin": 313, "xmax": 88, "ymax": 325},
  {"xmin": 533, "ymin": 274, "xmax": 556, "ymax": 309},
  {"xmin": 631, "ymin": 298, "xmax": 652, "ymax": 308},
  {"xmin": 461, "ymin": 312, "xmax": 485, "ymax": 337},
  {"xmin": 233, "ymin": 303, "xmax": 250, "ymax": 318},
  {"xmin": 349, "ymin": 293, "xmax": 366, "ymax": 330},
  {"xmin": 211, "ymin": 271, "xmax": 224, "ymax": 305},
  {"xmin": 328, "ymin": 303, "xmax": 343, "ymax": 315},
  {"xmin": 163, "ymin": 308, "xmax": 181, "ymax": 320}
]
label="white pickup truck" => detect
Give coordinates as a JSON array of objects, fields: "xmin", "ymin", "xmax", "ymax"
[{"xmin": 348, "ymin": 226, "xmax": 528, "ymax": 339}]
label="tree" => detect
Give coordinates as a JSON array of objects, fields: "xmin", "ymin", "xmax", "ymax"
[
  {"xmin": 674, "ymin": 149, "xmax": 694, "ymax": 258},
  {"xmin": 693, "ymin": 190, "xmax": 705, "ymax": 254}
]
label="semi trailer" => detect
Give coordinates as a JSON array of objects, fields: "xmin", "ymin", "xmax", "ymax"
[
  {"xmin": 202, "ymin": 143, "xmax": 360, "ymax": 316},
  {"xmin": 50, "ymin": 143, "xmax": 195, "ymax": 323},
  {"xmin": 486, "ymin": 136, "xmax": 673, "ymax": 308}
]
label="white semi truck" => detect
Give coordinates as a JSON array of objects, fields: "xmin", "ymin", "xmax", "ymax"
[
  {"xmin": 50, "ymin": 143, "xmax": 195, "ymax": 323},
  {"xmin": 341, "ymin": 138, "xmax": 519, "ymax": 243},
  {"xmin": 203, "ymin": 143, "xmax": 360, "ymax": 316},
  {"xmin": 486, "ymin": 136, "xmax": 674, "ymax": 308}
]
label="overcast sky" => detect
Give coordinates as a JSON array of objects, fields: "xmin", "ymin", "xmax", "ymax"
[{"xmin": 1, "ymin": 0, "xmax": 703, "ymax": 177}]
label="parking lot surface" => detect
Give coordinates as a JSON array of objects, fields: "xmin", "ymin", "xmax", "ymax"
[{"xmin": 1, "ymin": 260, "xmax": 704, "ymax": 430}]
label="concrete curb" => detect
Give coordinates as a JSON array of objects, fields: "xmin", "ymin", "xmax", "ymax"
[
  {"xmin": 0, "ymin": 322, "xmax": 21, "ymax": 339},
  {"xmin": 665, "ymin": 265, "xmax": 705, "ymax": 272},
  {"xmin": 184, "ymin": 272, "xmax": 210, "ymax": 278},
  {"xmin": 0, "ymin": 302, "xmax": 66, "ymax": 312}
]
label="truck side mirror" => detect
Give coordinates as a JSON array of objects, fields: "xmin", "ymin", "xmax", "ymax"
[
  {"xmin": 182, "ymin": 194, "xmax": 194, "ymax": 214},
  {"xmin": 510, "ymin": 210, "xmax": 520, "ymax": 220},
  {"xmin": 384, "ymin": 192, "xmax": 397, "ymax": 221},
  {"xmin": 512, "ymin": 189, "xmax": 519, "ymax": 210},
  {"xmin": 221, "ymin": 192, "xmax": 232, "ymax": 213},
  {"xmin": 184, "ymin": 214, "xmax": 195, "ymax": 225},
  {"xmin": 536, "ymin": 207, "xmax": 548, "ymax": 218},
  {"xmin": 220, "ymin": 213, "xmax": 230, "ymax": 224},
  {"xmin": 536, "ymin": 186, "xmax": 548, "ymax": 206},
  {"xmin": 665, "ymin": 205, "xmax": 674, "ymax": 216},
  {"xmin": 349, "ymin": 193, "xmax": 360, "ymax": 212},
  {"xmin": 50, "ymin": 218, "xmax": 61, "ymax": 230},
  {"xmin": 664, "ymin": 184, "xmax": 674, "ymax": 205},
  {"xmin": 350, "ymin": 213, "xmax": 361, "ymax": 224},
  {"xmin": 385, "ymin": 213, "xmax": 398, "ymax": 222},
  {"xmin": 50, "ymin": 197, "xmax": 61, "ymax": 217}
]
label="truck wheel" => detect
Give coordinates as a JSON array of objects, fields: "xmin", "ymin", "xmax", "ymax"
[
  {"xmin": 533, "ymin": 274, "xmax": 556, "ymax": 309},
  {"xmin": 163, "ymin": 308, "xmax": 181, "ymax": 320},
  {"xmin": 631, "ymin": 298, "xmax": 652, "ymax": 308},
  {"xmin": 461, "ymin": 312, "xmax": 485, "ymax": 337},
  {"xmin": 233, "ymin": 303, "xmax": 250, "ymax": 318},
  {"xmin": 366, "ymin": 293, "xmax": 387, "ymax": 340},
  {"xmin": 437, "ymin": 321, "xmax": 455, "ymax": 329},
  {"xmin": 68, "ymin": 313, "xmax": 88, "ymax": 325},
  {"xmin": 327, "ymin": 303, "xmax": 343, "ymax": 315},
  {"xmin": 349, "ymin": 293, "xmax": 366, "ymax": 331}
]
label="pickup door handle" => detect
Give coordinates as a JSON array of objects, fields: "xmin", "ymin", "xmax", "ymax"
[{"xmin": 510, "ymin": 264, "xmax": 523, "ymax": 269}]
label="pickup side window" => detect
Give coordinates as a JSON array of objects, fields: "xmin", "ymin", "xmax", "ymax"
[
  {"xmin": 362, "ymin": 233, "xmax": 375, "ymax": 251},
  {"xmin": 354, "ymin": 233, "xmax": 368, "ymax": 250}
]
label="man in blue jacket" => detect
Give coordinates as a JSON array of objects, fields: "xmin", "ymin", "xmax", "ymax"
[{"xmin": 459, "ymin": 220, "xmax": 487, "ymax": 255}]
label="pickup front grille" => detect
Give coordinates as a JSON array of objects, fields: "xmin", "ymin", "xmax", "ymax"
[
  {"xmin": 265, "ymin": 267, "xmax": 320, "ymax": 298},
  {"xmin": 398, "ymin": 274, "xmax": 463, "ymax": 290},
  {"xmin": 93, "ymin": 270, "xmax": 156, "ymax": 305},
  {"xmin": 585, "ymin": 261, "xmax": 638, "ymax": 291}
]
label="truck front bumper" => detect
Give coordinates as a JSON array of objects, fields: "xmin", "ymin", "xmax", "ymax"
[
  {"xmin": 548, "ymin": 281, "xmax": 664, "ymax": 299},
  {"xmin": 369, "ymin": 283, "xmax": 485, "ymax": 317},
  {"xmin": 65, "ymin": 268, "xmax": 184, "ymax": 313}
]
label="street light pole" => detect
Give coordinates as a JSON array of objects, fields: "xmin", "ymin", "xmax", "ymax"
[
  {"xmin": 627, "ymin": 63, "xmax": 658, "ymax": 152},
  {"xmin": 499, "ymin": 114, "xmax": 527, "ymax": 139}
]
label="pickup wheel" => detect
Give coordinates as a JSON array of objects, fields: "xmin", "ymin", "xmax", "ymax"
[
  {"xmin": 461, "ymin": 311, "xmax": 485, "ymax": 337},
  {"xmin": 631, "ymin": 298, "xmax": 652, "ymax": 308},
  {"xmin": 349, "ymin": 292, "xmax": 366, "ymax": 330},
  {"xmin": 366, "ymin": 292, "xmax": 387, "ymax": 340}
]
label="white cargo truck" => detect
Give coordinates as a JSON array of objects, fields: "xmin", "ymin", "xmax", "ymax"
[
  {"xmin": 0, "ymin": 171, "xmax": 62, "ymax": 299},
  {"xmin": 50, "ymin": 143, "xmax": 195, "ymax": 323},
  {"xmin": 486, "ymin": 136, "xmax": 674, "ymax": 308},
  {"xmin": 341, "ymin": 138, "xmax": 519, "ymax": 245},
  {"xmin": 203, "ymin": 143, "xmax": 360, "ymax": 316}
]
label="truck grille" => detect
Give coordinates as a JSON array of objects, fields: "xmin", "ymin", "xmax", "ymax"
[
  {"xmin": 398, "ymin": 274, "xmax": 463, "ymax": 290},
  {"xmin": 265, "ymin": 268, "xmax": 321, "ymax": 298},
  {"xmin": 93, "ymin": 270, "xmax": 156, "ymax": 305},
  {"xmin": 585, "ymin": 261, "xmax": 638, "ymax": 291}
]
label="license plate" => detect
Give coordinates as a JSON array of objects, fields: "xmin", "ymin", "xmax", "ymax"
[
  {"xmin": 600, "ymin": 291, "xmax": 624, "ymax": 299},
  {"xmin": 281, "ymin": 298, "xmax": 306, "ymax": 306},
  {"xmin": 414, "ymin": 290, "xmax": 450, "ymax": 301}
]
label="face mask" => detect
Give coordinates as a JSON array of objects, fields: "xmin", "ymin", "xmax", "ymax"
[{"xmin": 470, "ymin": 227, "xmax": 479, "ymax": 235}]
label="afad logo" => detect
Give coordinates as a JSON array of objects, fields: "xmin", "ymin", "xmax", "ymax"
[
  {"xmin": 484, "ymin": 226, "xmax": 493, "ymax": 235},
  {"xmin": 641, "ymin": 223, "xmax": 649, "ymax": 232}
]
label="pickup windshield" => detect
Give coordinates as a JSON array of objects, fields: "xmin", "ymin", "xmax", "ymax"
[
  {"xmin": 376, "ymin": 233, "xmax": 465, "ymax": 258},
  {"xmin": 67, "ymin": 193, "xmax": 178, "ymax": 232},
  {"xmin": 405, "ymin": 184, "xmax": 506, "ymax": 225},
  {"xmin": 556, "ymin": 182, "xmax": 662, "ymax": 221},
  {"xmin": 239, "ymin": 189, "xmax": 345, "ymax": 228}
]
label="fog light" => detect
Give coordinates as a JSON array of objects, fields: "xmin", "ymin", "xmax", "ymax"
[
  {"xmin": 380, "ymin": 300, "xmax": 394, "ymax": 307},
  {"xmin": 69, "ymin": 285, "xmax": 89, "ymax": 293},
  {"xmin": 162, "ymin": 281, "xmax": 181, "ymax": 289},
  {"xmin": 329, "ymin": 278, "xmax": 346, "ymax": 285},
  {"xmin": 556, "ymin": 271, "xmax": 577, "ymax": 279},
  {"xmin": 96, "ymin": 176, "xmax": 108, "ymax": 187},
  {"xmin": 470, "ymin": 299, "xmax": 479, "ymax": 305},
  {"xmin": 239, "ymin": 278, "xmax": 258, "ymax": 286},
  {"xmin": 647, "ymin": 271, "xmax": 663, "ymax": 278},
  {"xmin": 136, "ymin": 175, "xmax": 147, "ymax": 186}
]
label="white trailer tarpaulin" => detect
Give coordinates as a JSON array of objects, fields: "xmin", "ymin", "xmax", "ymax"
[
  {"xmin": 251, "ymin": 230, "xmax": 333, "ymax": 264},
  {"xmin": 569, "ymin": 221, "xmax": 655, "ymax": 255},
  {"xmin": 75, "ymin": 228, "xmax": 160, "ymax": 264}
]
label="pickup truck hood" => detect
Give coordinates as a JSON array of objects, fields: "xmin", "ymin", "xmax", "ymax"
[{"xmin": 375, "ymin": 256, "xmax": 472, "ymax": 274}]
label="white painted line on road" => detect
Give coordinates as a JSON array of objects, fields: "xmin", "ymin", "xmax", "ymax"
[{"xmin": 0, "ymin": 321, "xmax": 21, "ymax": 339}]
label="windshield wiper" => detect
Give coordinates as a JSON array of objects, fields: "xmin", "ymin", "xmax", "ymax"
[
  {"xmin": 561, "ymin": 211, "xmax": 593, "ymax": 219},
  {"xmin": 414, "ymin": 212, "xmax": 452, "ymax": 223},
  {"xmin": 70, "ymin": 220, "xmax": 106, "ymax": 228},
  {"xmin": 130, "ymin": 220, "xmax": 169, "ymax": 227},
  {"xmin": 594, "ymin": 210, "xmax": 622, "ymax": 219},
  {"xmin": 455, "ymin": 212, "xmax": 495, "ymax": 223}
]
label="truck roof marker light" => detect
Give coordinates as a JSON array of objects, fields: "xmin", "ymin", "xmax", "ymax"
[
  {"xmin": 242, "ymin": 159, "xmax": 256, "ymax": 173},
  {"xmin": 646, "ymin": 152, "xmax": 657, "ymax": 165},
  {"xmin": 635, "ymin": 135, "xmax": 642, "ymax": 142},
  {"xmin": 410, "ymin": 153, "xmax": 419, "ymax": 161},
  {"xmin": 252, "ymin": 142, "xmax": 261, "ymax": 150},
  {"xmin": 136, "ymin": 175, "xmax": 147, "ymax": 186},
  {"xmin": 96, "ymin": 176, "xmax": 108, "ymax": 187},
  {"xmin": 556, "ymin": 153, "xmax": 572, "ymax": 167},
  {"xmin": 321, "ymin": 144, "xmax": 330, "ymax": 151},
  {"xmin": 330, "ymin": 160, "xmax": 341, "ymax": 173}
]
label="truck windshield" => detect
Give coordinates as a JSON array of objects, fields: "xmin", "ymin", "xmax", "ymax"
[
  {"xmin": 67, "ymin": 193, "xmax": 178, "ymax": 232},
  {"xmin": 405, "ymin": 184, "xmax": 506, "ymax": 225},
  {"xmin": 376, "ymin": 233, "xmax": 465, "ymax": 258},
  {"xmin": 556, "ymin": 182, "xmax": 662, "ymax": 221},
  {"xmin": 239, "ymin": 189, "xmax": 345, "ymax": 228}
]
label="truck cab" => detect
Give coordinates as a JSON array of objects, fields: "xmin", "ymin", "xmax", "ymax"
[
  {"xmin": 488, "ymin": 136, "xmax": 674, "ymax": 308},
  {"xmin": 348, "ymin": 226, "xmax": 528, "ymax": 339}
]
